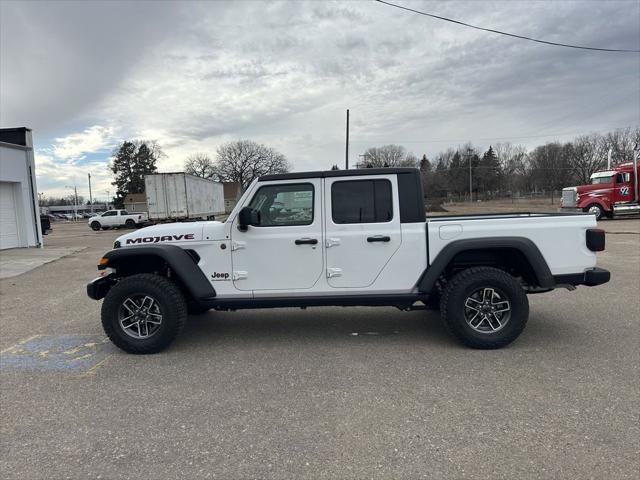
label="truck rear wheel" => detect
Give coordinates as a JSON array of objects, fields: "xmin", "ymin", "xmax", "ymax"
[
  {"xmin": 101, "ymin": 274, "xmax": 187, "ymax": 354},
  {"xmin": 125, "ymin": 219, "xmax": 136, "ymax": 228},
  {"xmin": 440, "ymin": 267, "xmax": 529, "ymax": 349}
]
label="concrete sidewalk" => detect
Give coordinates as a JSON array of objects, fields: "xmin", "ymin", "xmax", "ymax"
[{"xmin": 0, "ymin": 246, "xmax": 85, "ymax": 279}]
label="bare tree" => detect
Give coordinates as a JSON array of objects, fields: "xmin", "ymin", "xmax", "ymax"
[
  {"xmin": 184, "ymin": 153, "xmax": 217, "ymax": 179},
  {"xmin": 494, "ymin": 142, "xmax": 528, "ymax": 193},
  {"xmin": 528, "ymin": 142, "xmax": 571, "ymax": 192},
  {"xmin": 567, "ymin": 134, "xmax": 606, "ymax": 185},
  {"xmin": 361, "ymin": 145, "xmax": 418, "ymax": 168},
  {"xmin": 602, "ymin": 127, "xmax": 640, "ymax": 165},
  {"xmin": 215, "ymin": 140, "xmax": 289, "ymax": 191}
]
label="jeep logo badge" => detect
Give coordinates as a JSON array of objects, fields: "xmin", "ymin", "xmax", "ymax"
[{"xmin": 211, "ymin": 272, "xmax": 230, "ymax": 281}]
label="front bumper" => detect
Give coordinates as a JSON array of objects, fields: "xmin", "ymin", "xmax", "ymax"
[
  {"xmin": 86, "ymin": 273, "xmax": 116, "ymax": 300},
  {"xmin": 553, "ymin": 267, "xmax": 610, "ymax": 287}
]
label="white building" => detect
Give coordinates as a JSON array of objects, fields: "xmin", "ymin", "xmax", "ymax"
[{"xmin": 0, "ymin": 127, "xmax": 42, "ymax": 249}]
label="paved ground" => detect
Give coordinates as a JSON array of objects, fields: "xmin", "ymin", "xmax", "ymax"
[
  {"xmin": 0, "ymin": 244, "xmax": 84, "ymax": 279},
  {"xmin": 0, "ymin": 220, "xmax": 638, "ymax": 479}
]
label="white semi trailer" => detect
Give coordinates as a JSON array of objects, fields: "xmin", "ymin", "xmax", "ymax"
[{"xmin": 145, "ymin": 173, "xmax": 224, "ymax": 221}]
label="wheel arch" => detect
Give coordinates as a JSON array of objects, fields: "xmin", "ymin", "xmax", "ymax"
[
  {"xmin": 577, "ymin": 197, "xmax": 609, "ymax": 212},
  {"xmin": 417, "ymin": 237, "xmax": 554, "ymax": 294},
  {"xmin": 99, "ymin": 245, "xmax": 216, "ymax": 301}
]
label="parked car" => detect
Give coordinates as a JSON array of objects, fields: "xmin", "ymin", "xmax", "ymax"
[
  {"xmin": 87, "ymin": 167, "xmax": 610, "ymax": 354},
  {"xmin": 88, "ymin": 210, "xmax": 148, "ymax": 231},
  {"xmin": 40, "ymin": 214, "xmax": 52, "ymax": 234}
]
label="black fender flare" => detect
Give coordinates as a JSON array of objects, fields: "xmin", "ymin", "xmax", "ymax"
[
  {"xmin": 100, "ymin": 245, "xmax": 216, "ymax": 301},
  {"xmin": 417, "ymin": 237, "xmax": 554, "ymax": 293}
]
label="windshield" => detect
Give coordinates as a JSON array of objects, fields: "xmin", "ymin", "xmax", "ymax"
[{"xmin": 591, "ymin": 175, "xmax": 614, "ymax": 185}]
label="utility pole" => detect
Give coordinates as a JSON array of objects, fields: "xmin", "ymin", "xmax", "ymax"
[
  {"xmin": 88, "ymin": 173, "xmax": 93, "ymax": 213},
  {"xmin": 73, "ymin": 185, "xmax": 79, "ymax": 221},
  {"xmin": 345, "ymin": 109, "xmax": 349, "ymax": 170},
  {"xmin": 66, "ymin": 184, "xmax": 79, "ymax": 221},
  {"xmin": 106, "ymin": 190, "xmax": 111, "ymax": 210},
  {"xmin": 468, "ymin": 148, "xmax": 473, "ymax": 203}
]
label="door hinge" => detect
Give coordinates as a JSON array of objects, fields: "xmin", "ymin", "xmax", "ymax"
[
  {"xmin": 233, "ymin": 271, "xmax": 248, "ymax": 280},
  {"xmin": 327, "ymin": 267, "xmax": 342, "ymax": 278},
  {"xmin": 325, "ymin": 237, "xmax": 341, "ymax": 248},
  {"xmin": 231, "ymin": 241, "xmax": 246, "ymax": 251}
]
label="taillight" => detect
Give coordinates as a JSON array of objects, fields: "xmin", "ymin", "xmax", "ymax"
[{"xmin": 586, "ymin": 228, "xmax": 605, "ymax": 251}]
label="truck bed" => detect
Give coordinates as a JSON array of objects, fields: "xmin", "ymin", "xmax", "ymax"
[{"xmin": 426, "ymin": 211, "xmax": 598, "ymax": 275}]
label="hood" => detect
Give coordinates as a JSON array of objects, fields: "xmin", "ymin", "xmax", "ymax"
[
  {"xmin": 115, "ymin": 221, "xmax": 225, "ymax": 248},
  {"xmin": 575, "ymin": 183, "xmax": 613, "ymax": 195},
  {"xmin": 571, "ymin": 183, "xmax": 612, "ymax": 205}
]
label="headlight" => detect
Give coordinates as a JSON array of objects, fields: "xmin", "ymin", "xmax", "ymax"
[{"xmin": 113, "ymin": 240, "xmax": 121, "ymax": 249}]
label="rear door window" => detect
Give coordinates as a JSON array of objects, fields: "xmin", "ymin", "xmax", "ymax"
[{"xmin": 331, "ymin": 179, "xmax": 392, "ymax": 224}]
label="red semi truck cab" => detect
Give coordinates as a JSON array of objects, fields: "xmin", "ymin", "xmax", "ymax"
[{"xmin": 560, "ymin": 153, "xmax": 640, "ymax": 220}]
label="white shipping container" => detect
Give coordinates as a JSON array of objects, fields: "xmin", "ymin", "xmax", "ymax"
[{"xmin": 145, "ymin": 173, "xmax": 224, "ymax": 221}]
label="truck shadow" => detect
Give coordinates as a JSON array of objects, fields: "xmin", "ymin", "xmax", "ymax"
[
  {"xmin": 179, "ymin": 307, "xmax": 578, "ymax": 351},
  {"xmin": 180, "ymin": 307, "xmax": 455, "ymax": 348}
]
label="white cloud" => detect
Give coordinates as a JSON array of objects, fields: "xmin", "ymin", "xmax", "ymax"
[
  {"xmin": 52, "ymin": 125, "xmax": 117, "ymax": 161},
  {"xmin": 34, "ymin": 151, "xmax": 113, "ymax": 202}
]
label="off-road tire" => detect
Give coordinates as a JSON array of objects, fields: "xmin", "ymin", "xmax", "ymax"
[
  {"xmin": 440, "ymin": 267, "xmax": 529, "ymax": 349},
  {"xmin": 584, "ymin": 203, "xmax": 603, "ymax": 220},
  {"xmin": 90, "ymin": 221, "xmax": 101, "ymax": 231},
  {"xmin": 125, "ymin": 219, "xmax": 136, "ymax": 228},
  {"xmin": 101, "ymin": 273, "xmax": 187, "ymax": 354}
]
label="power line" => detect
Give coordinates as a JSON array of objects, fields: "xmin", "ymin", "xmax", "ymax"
[
  {"xmin": 350, "ymin": 125, "xmax": 639, "ymax": 144},
  {"xmin": 375, "ymin": 0, "xmax": 640, "ymax": 53}
]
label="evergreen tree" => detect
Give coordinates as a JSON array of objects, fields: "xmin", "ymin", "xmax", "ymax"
[
  {"xmin": 419, "ymin": 154, "xmax": 431, "ymax": 173},
  {"xmin": 110, "ymin": 141, "xmax": 161, "ymax": 205},
  {"xmin": 447, "ymin": 151, "xmax": 467, "ymax": 197},
  {"xmin": 478, "ymin": 145, "xmax": 501, "ymax": 196}
]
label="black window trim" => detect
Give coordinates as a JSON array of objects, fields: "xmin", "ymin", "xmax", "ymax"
[
  {"xmin": 248, "ymin": 182, "xmax": 315, "ymax": 227},
  {"xmin": 330, "ymin": 178, "xmax": 394, "ymax": 225}
]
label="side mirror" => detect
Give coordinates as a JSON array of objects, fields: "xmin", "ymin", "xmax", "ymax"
[{"xmin": 238, "ymin": 206, "xmax": 259, "ymax": 231}]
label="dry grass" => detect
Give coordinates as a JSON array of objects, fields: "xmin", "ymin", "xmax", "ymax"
[{"xmin": 429, "ymin": 197, "xmax": 561, "ymax": 216}]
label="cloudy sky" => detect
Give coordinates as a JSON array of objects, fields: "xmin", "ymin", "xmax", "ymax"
[{"xmin": 1, "ymin": 0, "xmax": 639, "ymax": 200}]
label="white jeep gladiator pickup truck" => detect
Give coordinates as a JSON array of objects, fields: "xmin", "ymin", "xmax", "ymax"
[
  {"xmin": 88, "ymin": 209, "xmax": 148, "ymax": 231},
  {"xmin": 87, "ymin": 168, "xmax": 610, "ymax": 354}
]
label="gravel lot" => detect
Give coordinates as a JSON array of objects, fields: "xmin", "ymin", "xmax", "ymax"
[{"xmin": 1, "ymin": 219, "xmax": 639, "ymax": 479}]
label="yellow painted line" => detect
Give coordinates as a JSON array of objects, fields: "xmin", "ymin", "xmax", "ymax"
[
  {"xmin": 70, "ymin": 353, "xmax": 94, "ymax": 362},
  {"xmin": 80, "ymin": 354, "xmax": 112, "ymax": 378},
  {"xmin": 0, "ymin": 335, "xmax": 41, "ymax": 354}
]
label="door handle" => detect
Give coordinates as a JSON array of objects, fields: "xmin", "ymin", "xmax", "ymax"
[
  {"xmin": 295, "ymin": 238, "xmax": 318, "ymax": 245},
  {"xmin": 367, "ymin": 235, "xmax": 391, "ymax": 243}
]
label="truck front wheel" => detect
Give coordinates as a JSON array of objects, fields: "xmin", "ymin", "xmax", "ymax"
[
  {"xmin": 101, "ymin": 274, "xmax": 187, "ymax": 354},
  {"xmin": 584, "ymin": 203, "xmax": 604, "ymax": 220},
  {"xmin": 440, "ymin": 267, "xmax": 529, "ymax": 349},
  {"xmin": 90, "ymin": 221, "xmax": 101, "ymax": 231}
]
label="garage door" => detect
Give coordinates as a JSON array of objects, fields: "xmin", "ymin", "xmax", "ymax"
[{"xmin": 0, "ymin": 182, "xmax": 20, "ymax": 249}]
